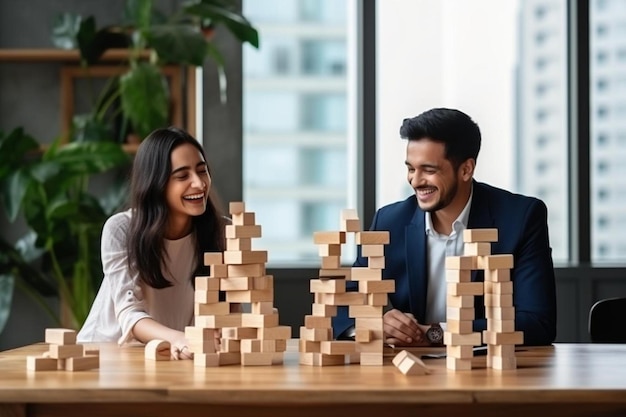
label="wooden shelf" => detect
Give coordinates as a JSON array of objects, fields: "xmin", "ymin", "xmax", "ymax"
[{"xmin": 0, "ymin": 48, "xmax": 151, "ymax": 62}]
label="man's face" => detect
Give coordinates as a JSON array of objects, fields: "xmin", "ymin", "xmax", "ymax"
[{"xmin": 405, "ymin": 139, "xmax": 460, "ymax": 212}]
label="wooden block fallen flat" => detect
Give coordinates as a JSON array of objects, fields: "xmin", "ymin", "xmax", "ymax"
[
  {"xmin": 65, "ymin": 355, "xmax": 99, "ymax": 371},
  {"xmin": 393, "ymin": 350, "xmax": 430, "ymax": 375},
  {"xmin": 26, "ymin": 356, "xmax": 58, "ymax": 371},
  {"xmin": 145, "ymin": 339, "xmax": 171, "ymax": 361}
]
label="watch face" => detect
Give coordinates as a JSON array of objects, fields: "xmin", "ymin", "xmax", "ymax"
[{"xmin": 426, "ymin": 325, "xmax": 444, "ymax": 344}]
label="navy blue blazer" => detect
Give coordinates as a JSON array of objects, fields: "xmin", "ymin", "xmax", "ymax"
[{"xmin": 332, "ymin": 181, "xmax": 557, "ymax": 346}]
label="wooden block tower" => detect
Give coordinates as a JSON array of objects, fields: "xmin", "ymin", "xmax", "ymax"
[
  {"xmin": 26, "ymin": 328, "xmax": 99, "ymax": 372},
  {"xmin": 299, "ymin": 209, "xmax": 394, "ymax": 366},
  {"xmin": 185, "ymin": 201, "xmax": 290, "ymax": 367},
  {"xmin": 444, "ymin": 228, "xmax": 523, "ymax": 370}
]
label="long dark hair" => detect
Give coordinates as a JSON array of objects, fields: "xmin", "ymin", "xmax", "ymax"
[{"xmin": 127, "ymin": 127, "xmax": 226, "ymax": 289}]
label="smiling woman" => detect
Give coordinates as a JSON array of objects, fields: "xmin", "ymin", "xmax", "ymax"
[{"xmin": 76, "ymin": 127, "xmax": 227, "ymax": 360}]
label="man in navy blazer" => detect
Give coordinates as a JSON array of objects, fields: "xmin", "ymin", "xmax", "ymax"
[{"xmin": 332, "ymin": 108, "xmax": 557, "ymax": 346}]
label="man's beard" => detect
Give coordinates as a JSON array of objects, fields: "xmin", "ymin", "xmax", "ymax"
[{"xmin": 417, "ymin": 178, "xmax": 458, "ymax": 213}]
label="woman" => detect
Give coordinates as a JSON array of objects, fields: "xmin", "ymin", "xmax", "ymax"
[{"xmin": 77, "ymin": 127, "xmax": 226, "ymax": 359}]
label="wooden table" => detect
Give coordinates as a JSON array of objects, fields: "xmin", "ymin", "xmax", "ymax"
[{"xmin": 1, "ymin": 342, "xmax": 625, "ymax": 417}]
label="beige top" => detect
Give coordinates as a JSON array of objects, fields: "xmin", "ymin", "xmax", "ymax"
[{"xmin": 77, "ymin": 210, "xmax": 196, "ymax": 344}]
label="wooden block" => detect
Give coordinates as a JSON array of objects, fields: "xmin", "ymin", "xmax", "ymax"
[
  {"xmin": 240, "ymin": 339, "xmax": 262, "ymax": 352},
  {"xmin": 447, "ymin": 307, "xmax": 475, "ymax": 321},
  {"xmin": 227, "ymin": 263, "xmax": 265, "ymax": 277},
  {"xmin": 299, "ymin": 352, "xmax": 346, "ymax": 366},
  {"xmin": 253, "ymin": 275, "xmax": 273, "ymax": 290},
  {"xmin": 232, "ymin": 212, "xmax": 255, "ymax": 226},
  {"xmin": 65, "ymin": 355, "xmax": 99, "ymax": 371},
  {"xmin": 26, "ymin": 356, "xmax": 58, "ymax": 371},
  {"xmin": 241, "ymin": 313, "xmax": 279, "ymax": 328},
  {"xmin": 221, "ymin": 338, "xmax": 241, "ymax": 352},
  {"xmin": 463, "ymin": 228, "xmax": 498, "ymax": 243},
  {"xmin": 83, "ymin": 346, "xmax": 100, "ymax": 357},
  {"xmin": 446, "ymin": 319, "xmax": 473, "ymax": 334},
  {"xmin": 241, "ymin": 352, "xmax": 275, "ymax": 366},
  {"xmin": 226, "ymin": 289, "xmax": 273, "ymax": 303},
  {"xmin": 311, "ymin": 303, "xmax": 337, "ymax": 317},
  {"xmin": 355, "ymin": 329, "xmax": 371, "ymax": 343},
  {"xmin": 185, "ymin": 326, "xmax": 215, "ymax": 340},
  {"xmin": 359, "ymin": 352, "xmax": 383, "ymax": 366},
  {"xmin": 446, "ymin": 269, "xmax": 472, "ymax": 283},
  {"xmin": 340, "ymin": 208, "xmax": 359, "ymax": 221},
  {"xmin": 446, "ymin": 345, "xmax": 474, "ymax": 359},
  {"xmin": 218, "ymin": 351, "xmax": 241, "ymax": 365},
  {"xmin": 194, "ymin": 301, "xmax": 230, "ymax": 316},
  {"xmin": 251, "ymin": 301, "xmax": 275, "ymax": 315},
  {"xmin": 195, "ymin": 314, "xmax": 242, "ymax": 328},
  {"xmin": 485, "ymin": 306, "xmax": 515, "ymax": 320},
  {"xmin": 393, "ymin": 350, "xmax": 430, "ymax": 375},
  {"xmin": 463, "ymin": 242, "xmax": 492, "ymax": 256},
  {"xmin": 189, "ymin": 338, "xmax": 217, "ymax": 354},
  {"xmin": 45, "ymin": 328, "xmax": 76, "ymax": 345},
  {"xmin": 367, "ymin": 256, "xmax": 385, "ymax": 269},
  {"xmin": 340, "ymin": 219, "xmax": 361, "ymax": 232},
  {"xmin": 305, "ymin": 315, "xmax": 332, "ymax": 329},
  {"xmin": 223, "ymin": 250, "xmax": 268, "ymax": 265},
  {"xmin": 313, "ymin": 231, "xmax": 346, "ymax": 245},
  {"xmin": 229, "ymin": 201, "xmax": 245, "ymax": 215},
  {"xmin": 484, "ymin": 293, "xmax": 513, "ymax": 307},
  {"xmin": 447, "ymin": 295, "xmax": 475, "ymax": 308},
  {"xmin": 320, "ymin": 341, "xmax": 357, "ymax": 355},
  {"xmin": 349, "ymin": 305, "xmax": 383, "ymax": 318},
  {"xmin": 484, "ymin": 280, "xmax": 513, "ymax": 294},
  {"xmin": 257, "ymin": 325, "xmax": 292, "ymax": 340},
  {"xmin": 222, "ymin": 327, "xmax": 258, "ymax": 340},
  {"xmin": 48, "ymin": 344, "xmax": 84, "ymax": 359},
  {"xmin": 220, "ymin": 277, "xmax": 254, "ymax": 291},
  {"xmin": 194, "ymin": 353, "xmax": 219, "ymax": 367},
  {"xmin": 299, "ymin": 326, "xmax": 332, "ymax": 342},
  {"xmin": 208, "ymin": 264, "xmax": 228, "ymax": 278},
  {"xmin": 350, "ymin": 268, "xmax": 383, "ymax": 281},
  {"xmin": 488, "ymin": 344, "xmax": 516, "ymax": 357},
  {"xmin": 321, "ymin": 255, "xmax": 341, "ymax": 269},
  {"xmin": 203, "ymin": 252, "xmax": 224, "ymax": 265},
  {"xmin": 477, "ymin": 254, "xmax": 514, "ymax": 270},
  {"xmin": 195, "ymin": 276, "xmax": 220, "ymax": 291},
  {"xmin": 299, "ymin": 339, "xmax": 321, "ymax": 353},
  {"xmin": 482, "ymin": 330, "xmax": 524, "ymax": 345},
  {"xmin": 310, "ymin": 279, "xmax": 346, "ymax": 294},
  {"xmin": 446, "ymin": 357, "xmax": 472, "ymax": 370},
  {"xmin": 445, "ymin": 256, "xmax": 477, "ymax": 270},
  {"xmin": 318, "ymin": 244, "xmax": 342, "ymax": 257},
  {"xmin": 145, "ymin": 339, "xmax": 171, "ymax": 361},
  {"xmin": 194, "ymin": 289, "xmax": 220, "ymax": 304},
  {"xmin": 489, "ymin": 355, "xmax": 517, "ymax": 370},
  {"xmin": 225, "ymin": 225, "xmax": 262, "ymax": 239},
  {"xmin": 318, "ymin": 292, "xmax": 366, "ymax": 306},
  {"xmin": 487, "ymin": 319, "xmax": 515, "ymax": 332},
  {"xmin": 355, "ymin": 317, "xmax": 384, "ymax": 332},
  {"xmin": 226, "ymin": 238, "xmax": 252, "ymax": 251},
  {"xmin": 358, "ymin": 280, "xmax": 395, "ymax": 293},
  {"xmin": 357, "ymin": 340, "xmax": 384, "ymax": 353},
  {"xmin": 361, "ymin": 244, "xmax": 384, "ymax": 257},
  {"xmin": 447, "ymin": 282, "xmax": 484, "ymax": 296},
  {"xmin": 355, "ymin": 231, "xmax": 390, "ymax": 245},
  {"xmin": 443, "ymin": 331, "xmax": 481, "ymax": 346},
  {"xmin": 318, "ymin": 268, "xmax": 351, "ymax": 279},
  {"xmin": 484, "ymin": 269, "xmax": 511, "ymax": 282}
]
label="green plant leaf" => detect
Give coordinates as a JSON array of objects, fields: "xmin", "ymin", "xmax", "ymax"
[
  {"xmin": 51, "ymin": 12, "xmax": 82, "ymax": 49},
  {"xmin": 184, "ymin": 1, "xmax": 259, "ymax": 48},
  {"xmin": 0, "ymin": 274, "xmax": 14, "ymax": 334},
  {"xmin": 3, "ymin": 170, "xmax": 32, "ymax": 222},
  {"xmin": 50, "ymin": 142, "xmax": 130, "ymax": 176},
  {"xmin": 119, "ymin": 63, "xmax": 169, "ymax": 138},
  {"xmin": 147, "ymin": 24, "xmax": 208, "ymax": 65},
  {"xmin": 123, "ymin": 0, "xmax": 154, "ymax": 31},
  {"xmin": 0, "ymin": 128, "xmax": 39, "ymax": 180}
]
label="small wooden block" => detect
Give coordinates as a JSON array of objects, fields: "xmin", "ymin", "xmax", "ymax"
[
  {"xmin": 340, "ymin": 208, "xmax": 359, "ymax": 221},
  {"xmin": 355, "ymin": 231, "xmax": 390, "ymax": 245},
  {"xmin": 194, "ymin": 301, "xmax": 230, "ymax": 316},
  {"xmin": 359, "ymin": 352, "xmax": 383, "ymax": 366},
  {"xmin": 227, "ymin": 263, "xmax": 266, "ymax": 277},
  {"xmin": 484, "ymin": 293, "xmax": 513, "ymax": 307},
  {"xmin": 218, "ymin": 351, "xmax": 241, "ymax": 365},
  {"xmin": 463, "ymin": 228, "xmax": 498, "ymax": 243},
  {"xmin": 313, "ymin": 231, "xmax": 346, "ymax": 245},
  {"xmin": 355, "ymin": 317, "xmax": 384, "ymax": 332},
  {"xmin": 299, "ymin": 339, "xmax": 321, "ymax": 353},
  {"xmin": 65, "ymin": 355, "xmax": 99, "ymax": 371},
  {"xmin": 208, "ymin": 264, "xmax": 228, "ymax": 278},
  {"xmin": 446, "ymin": 345, "xmax": 474, "ymax": 359},
  {"xmin": 463, "ymin": 242, "xmax": 492, "ymax": 256},
  {"xmin": 367, "ymin": 256, "xmax": 386, "ymax": 269},
  {"xmin": 358, "ymin": 280, "xmax": 395, "ymax": 293},
  {"xmin": 482, "ymin": 330, "xmax": 524, "ymax": 345},
  {"xmin": 446, "ymin": 357, "xmax": 473, "ymax": 370},
  {"xmin": 299, "ymin": 352, "xmax": 346, "ymax": 366},
  {"xmin": 225, "ymin": 225, "xmax": 262, "ymax": 239},
  {"xmin": 487, "ymin": 319, "xmax": 516, "ymax": 332},
  {"xmin": 318, "ymin": 268, "xmax": 351, "ymax": 279},
  {"xmin": 221, "ymin": 338, "xmax": 241, "ymax": 352},
  {"xmin": 393, "ymin": 350, "xmax": 430, "ymax": 375},
  {"xmin": 446, "ymin": 319, "xmax": 473, "ymax": 334},
  {"xmin": 320, "ymin": 341, "xmax": 357, "ymax": 355},
  {"xmin": 220, "ymin": 277, "xmax": 254, "ymax": 291},
  {"xmin": 478, "ymin": 254, "xmax": 514, "ymax": 270},
  {"xmin": 321, "ymin": 255, "xmax": 341, "ymax": 269},
  {"xmin": 445, "ymin": 256, "xmax": 477, "ymax": 270},
  {"xmin": 485, "ymin": 306, "xmax": 515, "ymax": 320},
  {"xmin": 447, "ymin": 295, "xmax": 475, "ymax": 308},
  {"xmin": 222, "ymin": 327, "xmax": 258, "ymax": 340},
  {"xmin": 310, "ymin": 279, "xmax": 346, "ymax": 293},
  {"xmin": 145, "ymin": 340, "xmax": 171, "ymax": 361},
  {"xmin": 189, "ymin": 338, "xmax": 217, "ymax": 354},
  {"xmin": 340, "ymin": 219, "xmax": 361, "ymax": 232},
  {"xmin": 223, "ymin": 250, "xmax": 268, "ymax": 265},
  {"xmin": 299, "ymin": 326, "xmax": 332, "ymax": 342},
  {"xmin": 446, "ymin": 307, "xmax": 475, "ymax": 321},
  {"xmin": 355, "ymin": 329, "xmax": 371, "ymax": 343},
  {"xmin": 226, "ymin": 238, "xmax": 252, "ymax": 251},
  {"xmin": 443, "ymin": 331, "xmax": 482, "ymax": 346},
  {"xmin": 484, "ymin": 269, "xmax": 511, "ymax": 282},
  {"xmin": 226, "ymin": 289, "xmax": 273, "ymax": 303},
  {"xmin": 446, "ymin": 269, "xmax": 472, "ymax": 283},
  {"xmin": 251, "ymin": 301, "xmax": 275, "ymax": 315},
  {"xmin": 195, "ymin": 276, "xmax": 221, "ymax": 291},
  {"xmin": 229, "ymin": 201, "xmax": 245, "ymax": 215},
  {"xmin": 203, "ymin": 252, "xmax": 224, "ymax": 266},
  {"xmin": 484, "ymin": 280, "xmax": 513, "ymax": 294},
  {"xmin": 360, "ymin": 244, "xmax": 385, "ymax": 257},
  {"xmin": 185, "ymin": 326, "xmax": 215, "ymax": 340},
  {"xmin": 349, "ymin": 305, "xmax": 383, "ymax": 318},
  {"xmin": 26, "ymin": 356, "xmax": 58, "ymax": 371},
  {"xmin": 194, "ymin": 289, "xmax": 220, "ymax": 304},
  {"xmin": 48, "ymin": 344, "xmax": 84, "ymax": 359},
  {"xmin": 195, "ymin": 314, "xmax": 242, "ymax": 328},
  {"xmin": 241, "ymin": 313, "xmax": 279, "ymax": 328},
  {"xmin": 241, "ymin": 352, "xmax": 275, "ymax": 366},
  {"xmin": 194, "ymin": 353, "xmax": 220, "ymax": 367},
  {"xmin": 350, "ymin": 268, "xmax": 383, "ymax": 281},
  {"xmin": 232, "ymin": 212, "xmax": 255, "ymax": 226},
  {"xmin": 45, "ymin": 328, "xmax": 76, "ymax": 345},
  {"xmin": 447, "ymin": 282, "xmax": 484, "ymax": 296},
  {"xmin": 488, "ymin": 344, "xmax": 516, "ymax": 357},
  {"xmin": 489, "ymin": 355, "xmax": 517, "ymax": 370},
  {"xmin": 318, "ymin": 244, "xmax": 342, "ymax": 257},
  {"xmin": 304, "ymin": 315, "xmax": 332, "ymax": 329},
  {"xmin": 311, "ymin": 303, "xmax": 337, "ymax": 317},
  {"xmin": 257, "ymin": 325, "xmax": 292, "ymax": 340},
  {"xmin": 318, "ymin": 292, "xmax": 366, "ymax": 306}
]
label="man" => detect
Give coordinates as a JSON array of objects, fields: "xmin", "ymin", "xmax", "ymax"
[{"xmin": 332, "ymin": 107, "xmax": 557, "ymax": 346}]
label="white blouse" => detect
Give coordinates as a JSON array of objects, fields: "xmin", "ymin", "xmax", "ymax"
[{"xmin": 77, "ymin": 210, "xmax": 196, "ymax": 345}]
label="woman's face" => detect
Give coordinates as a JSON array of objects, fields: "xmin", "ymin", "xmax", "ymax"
[{"xmin": 165, "ymin": 143, "xmax": 211, "ymax": 236}]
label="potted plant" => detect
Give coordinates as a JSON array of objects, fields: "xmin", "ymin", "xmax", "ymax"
[
  {"xmin": 51, "ymin": 0, "xmax": 259, "ymax": 142},
  {"xmin": 0, "ymin": 127, "xmax": 130, "ymax": 329}
]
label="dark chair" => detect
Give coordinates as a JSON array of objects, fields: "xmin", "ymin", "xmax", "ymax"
[{"xmin": 588, "ymin": 297, "xmax": 626, "ymax": 343}]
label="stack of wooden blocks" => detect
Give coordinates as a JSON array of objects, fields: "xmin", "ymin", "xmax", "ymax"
[
  {"xmin": 183, "ymin": 201, "xmax": 290, "ymax": 367},
  {"xmin": 444, "ymin": 228, "xmax": 523, "ymax": 370},
  {"xmin": 26, "ymin": 328, "xmax": 99, "ymax": 371},
  {"xmin": 299, "ymin": 209, "xmax": 394, "ymax": 366}
]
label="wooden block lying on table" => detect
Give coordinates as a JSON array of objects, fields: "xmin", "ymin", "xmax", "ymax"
[
  {"xmin": 26, "ymin": 356, "xmax": 58, "ymax": 371},
  {"xmin": 392, "ymin": 350, "xmax": 430, "ymax": 375},
  {"xmin": 145, "ymin": 339, "xmax": 171, "ymax": 361},
  {"xmin": 65, "ymin": 355, "xmax": 99, "ymax": 371}
]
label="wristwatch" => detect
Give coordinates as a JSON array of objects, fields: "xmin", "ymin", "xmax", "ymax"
[{"xmin": 425, "ymin": 323, "xmax": 444, "ymax": 345}]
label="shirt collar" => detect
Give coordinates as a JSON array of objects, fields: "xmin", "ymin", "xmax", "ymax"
[{"xmin": 425, "ymin": 184, "xmax": 474, "ymax": 237}]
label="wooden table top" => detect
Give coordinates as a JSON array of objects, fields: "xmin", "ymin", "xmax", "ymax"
[{"xmin": 1, "ymin": 342, "xmax": 626, "ymax": 417}]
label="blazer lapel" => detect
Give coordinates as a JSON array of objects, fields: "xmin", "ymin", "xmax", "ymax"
[{"xmin": 405, "ymin": 205, "xmax": 428, "ymax": 322}]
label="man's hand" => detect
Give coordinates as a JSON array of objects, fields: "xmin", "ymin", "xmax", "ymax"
[{"xmin": 383, "ymin": 309, "xmax": 429, "ymax": 346}]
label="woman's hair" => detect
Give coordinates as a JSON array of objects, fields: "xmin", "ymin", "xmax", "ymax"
[{"xmin": 127, "ymin": 126, "xmax": 226, "ymax": 289}]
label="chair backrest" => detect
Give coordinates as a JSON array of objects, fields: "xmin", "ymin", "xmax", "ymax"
[{"xmin": 588, "ymin": 297, "xmax": 626, "ymax": 343}]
